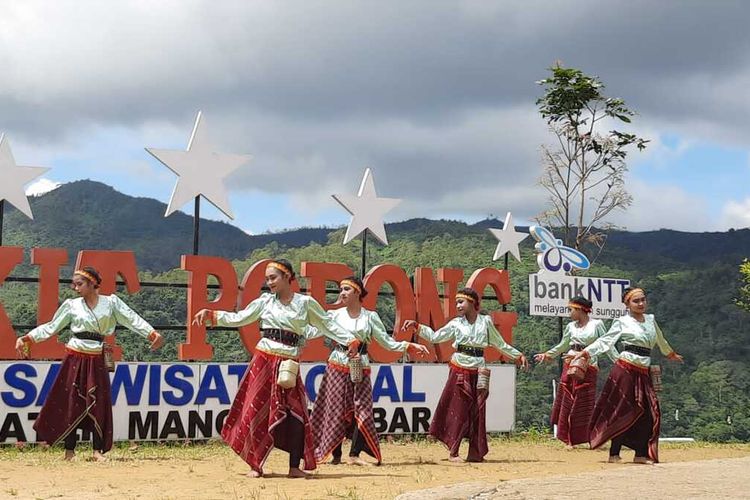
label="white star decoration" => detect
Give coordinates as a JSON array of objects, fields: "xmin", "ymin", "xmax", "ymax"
[
  {"xmin": 489, "ymin": 212, "xmax": 528, "ymax": 262},
  {"xmin": 146, "ymin": 111, "xmax": 251, "ymax": 219},
  {"xmin": 332, "ymin": 168, "xmax": 401, "ymax": 245},
  {"xmin": 0, "ymin": 134, "xmax": 50, "ymax": 219}
]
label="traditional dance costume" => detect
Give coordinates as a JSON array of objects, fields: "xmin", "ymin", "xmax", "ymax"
[
  {"xmin": 417, "ymin": 315, "xmax": 522, "ymax": 461},
  {"xmin": 546, "ymin": 319, "xmax": 616, "ymax": 445},
  {"xmin": 310, "ymin": 307, "xmax": 410, "ymax": 464},
  {"xmin": 583, "ymin": 314, "xmax": 676, "ymax": 462},
  {"xmin": 206, "ymin": 292, "xmax": 356, "ymax": 474},
  {"xmin": 21, "ymin": 295, "xmax": 157, "ymax": 452}
]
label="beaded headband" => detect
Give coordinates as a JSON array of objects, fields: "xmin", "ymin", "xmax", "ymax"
[
  {"xmin": 623, "ymin": 288, "xmax": 645, "ymax": 304},
  {"xmin": 340, "ymin": 279, "xmax": 363, "ymax": 294},
  {"xmin": 73, "ymin": 270, "xmax": 98, "ymax": 284},
  {"xmin": 455, "ymin": 292, "xmax": 476, "ymax": 303},
  {"xmin": 568, "ymin": 302, "xmax": 591, "ymax": 313},
  {"xmin": 266, "ymin": 261, "xmax": 292, "ymax": 276}
]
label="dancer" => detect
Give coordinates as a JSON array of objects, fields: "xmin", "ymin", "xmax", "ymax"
[
  {"xmin": 534, "ymin": 296, "xmax": 617, "ymax": 447},
  {"xmin": 310, "ymin": 276, "xmax": 428, "ymax": 466},
  {"xmin": 403, "ymin": 287, "xmax": 527, "ymax": 463},
  {"xmin": 571, "ymin": 286, "xmax": 683, "ymax": 464},
  {"xmin": 192, "ymin": 259, "xmax": 358, "ymax": 478},
  {"xmin": 14, "ymin": 266, "xmax": 163, "ymax": 461}
]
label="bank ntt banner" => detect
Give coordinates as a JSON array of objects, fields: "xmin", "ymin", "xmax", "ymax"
[{"xmin": 0, "ymin": 362, "xmax": 516, "ymax": 444}]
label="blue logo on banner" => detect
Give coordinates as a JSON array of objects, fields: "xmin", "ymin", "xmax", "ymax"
[{"xmin": 530, "ymin": 226, "xmax": 590, "ymax": 274}]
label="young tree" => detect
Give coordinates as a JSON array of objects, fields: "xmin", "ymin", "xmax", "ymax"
[{"xmin": 536, "ymin": 65, "xmax": 648, "ymax": 252}]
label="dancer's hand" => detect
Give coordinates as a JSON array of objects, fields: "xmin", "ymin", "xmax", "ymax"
[
  {"xmin": 401, "ymin": 320, "xmax": 419, "ymax": 333},
  {"xmin": 347, "ymin": 340, "xmax": 361, "ymax": 358},
  {"xmin": 533, "ymin": 353, "xmax": 551, "ymax": 364},
  {"xmin": 192, "ymin": 309, "xmax": 211, "ymax": 326},
  {"xmin": 15, "ymin": 336, "xmax": 30, "ymax": 359},
  {"xmin": 515, "ymin": 354, "xmax": 529, "ymax": 370},
  {"xmin": 406, "ymin": 343, "xmax": 428, "ymax": 358},
  {"xmin": 149, "ymin": 332, "xmax": 164, "ymax": 351},
  {"xmin": 667, "ymin": 351, "xmax": 684, "ymax": 363}
]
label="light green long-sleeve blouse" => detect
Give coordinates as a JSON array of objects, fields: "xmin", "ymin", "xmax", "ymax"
[
  {"xmin": 27, "ymin": 295, "xmax": 155, "ymax": 354},
  {"xmin": 208, "ymin": 292, "xmax": 356, "ymax": 358},
  {"xmin": 584, "ymin": 314, "xmax": 674, "ymax": 368},
  {"xmin": 418, "ymin": 314, "xmax": 521, "ymax": 369},
  {"xmin": 322, "ymin": 307, "xmax": 409, "ymax": 368},
  {"xmin": 545, "ymin": 319, "xmax": 618, "ymax": 367}
]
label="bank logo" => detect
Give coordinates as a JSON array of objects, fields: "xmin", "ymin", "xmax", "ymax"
[{"xmin": 529, "ymin": 226, "xmax": 590, "ymax": 274}]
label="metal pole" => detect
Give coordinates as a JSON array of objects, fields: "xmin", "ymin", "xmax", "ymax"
[
  {"xmin": 193, "ymin": 196, "xmax": 200, "ymax": 255},
  {"xmin": 360, "ymin": 229, "xmax": 368, "ymax": 278},
  {"xmin": 0, "ymin": 200, "xmax": 4, "ymax": 247},
  {"xmin": 502, "ymin": 252, "xmax": 509, "ymax": 311}
]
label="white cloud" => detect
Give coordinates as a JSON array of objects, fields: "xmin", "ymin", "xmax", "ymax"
[
  {"xmin": 720, "ymin": 198, "xmax": 750, "ymax": 230},
  {"xmin": 25, "ymin": 178, "xmax": 60, "ymax": 196}
]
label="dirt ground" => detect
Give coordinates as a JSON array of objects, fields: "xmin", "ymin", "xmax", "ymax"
[{"xmin": 0, "ymin": 438, "xmax": 748, "ymax": 499}]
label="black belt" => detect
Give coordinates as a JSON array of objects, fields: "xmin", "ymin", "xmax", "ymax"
[
  {"xmin": 336, "ymin": 342, "xmax": 368, "ymax": 355},
  {"xmin": 622, "ymin": 344, "xmax": 651, "ymax": 357},
  {"xmin": 571, "ymin": 343, "xmax": 586, "ymax": 352},
  {"xmin": 73, "ymin": 331, "xmax": 105, "ymax": 342},
  {"xmin": 457, "ymin": 345, "xmax": 484, "ymax": 357},
  {"xmin": 261, "ymin": 328, "xmax": 301, "ymax": 347}
]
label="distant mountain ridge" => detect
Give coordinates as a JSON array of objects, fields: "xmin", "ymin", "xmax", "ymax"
[{"xmin": 3, "ymin": 180, "xmax": 749, "ymax": 271}]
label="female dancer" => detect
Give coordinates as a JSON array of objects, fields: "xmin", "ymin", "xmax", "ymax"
[
  {"xmin": 571, "ymin": 286, "xmax": 683, "ymax": 464},
  {"xmin": 192, "ymin": 259, "xmax": 358, "ymax": 478},
  {"xmin": 403, "ymin": 287, "xmax": 527, "ymax": 463},
  {"xmin": 310, "ymin": 276, "xmax": 428, "ymax": 466},
  {"xmin": 14, "ymin": 266, "xmax": 163, "ymax": 461},
  {"xmin": 534, "ymin": 296, "xmax": 617, "ymax": 447}
]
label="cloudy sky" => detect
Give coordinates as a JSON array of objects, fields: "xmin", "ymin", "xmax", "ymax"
[{"xmin": 2, "ymin": 0, "xmax": 750, "ymax": 234}]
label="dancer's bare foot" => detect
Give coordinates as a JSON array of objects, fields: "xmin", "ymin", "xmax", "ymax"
[
  {"xmin": 608, "ymin": 455, "xmax": 621, "ymax": 463},
  {"xmin": 64, "ymin": 450, "xmax": 75, "ymax": 461},
  {"xmin": 448, "ymin": 456, "xmax": 465, "ymax": 463},
  {"xmin": 633, "ymin": 456, "xmax": 654, "ymax": 465},
  {"xmin": 565, "ymin": 444, "xmax": 575, "ymax": 450},
  {"xmin": 247, "ymin": 470, "xmax": 262, "ymax": 478},
  {"xmin": 347, "ymin": 456, "xmax": 372, "ymax": 466},
  {"xmin": 92, "ymin": 451, "xmax": 107, "ymax": 462},
  {"xmin": 288, "ymin": 467, "xmax": 309, "ymax": 478}
]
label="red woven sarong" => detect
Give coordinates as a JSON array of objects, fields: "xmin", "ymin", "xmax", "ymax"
[
  {"xmin": 589, "ymin": 360, "xmax": 661, "ymax": 462},
  {"xmin": 551, "ymin": 364, "xmax": 598, "ymax": 445},
  {"xmin": 33, "ymin": 349, "xmax": 113, "ymax": 452},
  {"xmin": 220, "ymin": 351, "xmax": 316, "ymax": 472},
  {"xmin": 429, "ymin": 364, "xmax": 488, "ymax": 462},
  {"xmin": 310, "ymin": 363, "xmax": 381, "ymax": 464}
]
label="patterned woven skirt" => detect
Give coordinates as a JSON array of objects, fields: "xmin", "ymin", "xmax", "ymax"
[
  {"xmin": 589, "ymin": 360, "xmax": 661, "ymax": 462},
  {"xmin": 33, "ymin": 349, "xmax": 113, "ymax": 452},
  {"xmin": 430, "ymin": 364, "xmax": 488, "ymax": 462},
  {"xmin": 220, "ymin": 351, "xmax": 316, "ymax": 472},
  {"xmin": 310, "ymin": 363, "xmax": 381, "ymax": 464},
  {"xmin": 551, "ymin": 364, "xmax": 598, "ymax": 445}
]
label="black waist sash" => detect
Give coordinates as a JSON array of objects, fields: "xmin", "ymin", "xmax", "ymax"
[
  {"xmin": 336, "ymin": 342, "xmax": 368, "ymax": 355},
  {"xmin": 622, "ymin": 344, "xmax": 652, "ymax": 357},
  {"xmin": 570, "ymin": 343, "xmax": 586, "ymax": 351},
  {"xmin": 457, "ymin": 344, "xmax": 484, "ymax": 357},
  {"xmin": 72, "ymin": 331, "xmax": 105, "ymax": 342},
  {"xmin": 261, "ymin": 328, "xmax": 301, "ymax": 347}
]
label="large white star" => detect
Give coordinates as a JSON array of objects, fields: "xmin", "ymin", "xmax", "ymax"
[
  {"xmin": 0, "ymin": 134, "xmax": 50, "ymax": 220},
  {"xmin": 332, "ymin": 168, "xmax": 401, "ymax": 245},
  {"xmin": 489, "ymin": 212, "xmax": 528, "ymax": 262},
  {"xmin": 146, "ymin": 112, "xmax": 251, "ymax": 219}
]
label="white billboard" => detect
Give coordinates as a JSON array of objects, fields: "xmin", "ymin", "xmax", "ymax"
[{"xmin": 0, "ymin": 361, "xmax": 516, "ymax": 444}]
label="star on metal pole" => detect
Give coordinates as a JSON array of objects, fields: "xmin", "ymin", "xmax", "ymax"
[
  {"xmin": 488, "ymin": 212, "xmax": 528, "ymax": 262},
  {"xmin": 145, "ymin": 111, "xmax": 251, "ymax": 220},
  {"xmin": 0, "ymin": 133, "xmax": 50, "ymax": 221},
  {"xmin": 332, "ymin": 168, "xmax": 401, "ymax": 246}
]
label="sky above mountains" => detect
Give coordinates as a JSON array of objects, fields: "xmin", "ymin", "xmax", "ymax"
[{"xmin": 4, "ymin": 1, "xmax": 750, "ymax": 234}]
